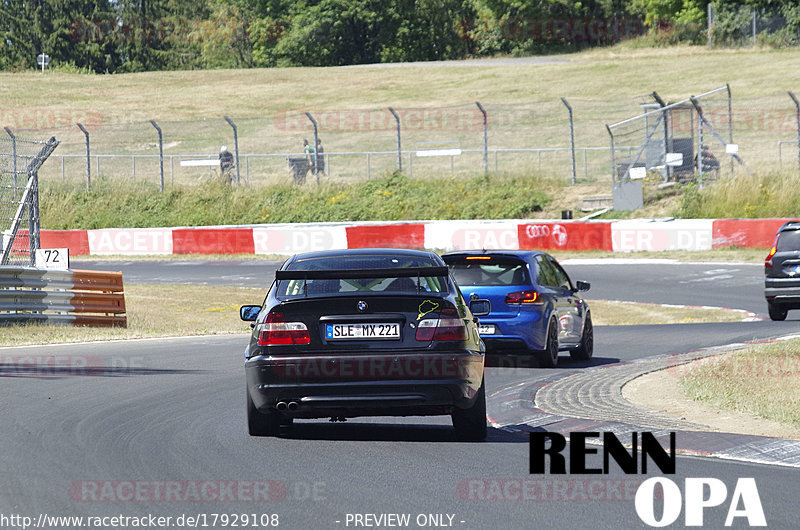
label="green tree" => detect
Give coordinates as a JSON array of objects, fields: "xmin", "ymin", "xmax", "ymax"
[{"xmin": 0, "ymin": 0, "xmax": 118, "ymax": 72}]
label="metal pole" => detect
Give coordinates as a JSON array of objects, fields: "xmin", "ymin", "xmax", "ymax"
[
  {"xmin": 304, "ymin": 112, "xmax": 319, "ymax": 184},
  {"xmin": 388, "ymin": 107, "xmax": 402, "ymax": 171},
  {"xmin": 726, "ymin": 83, "xmax": 733, "ymax": 175},
  {"xmin": 76, "ymin": 123, "xmax": 91, "ymax": 189},
  {"xmin": 560, "ymin": 98, "xmax": 576, "ymax": 184},
  {"xmin": 4, "ymin": 127, "xmax": 16, "ymax": 188},
  {"xmin": 150, "ymin": 120, "xmax": 164, "ymax": 192},
  {"xmin": 606, "ymin": 124, "xmax": 616, "ymax": 184},
  {"xmin": 28, "ymin": 137, "xmax": 58, "ymax": 265},
  {"xmin": 224, "ymin": 116, "xmax": 241, "ymax": 184},
  {"xmin": 475, "ymin": 102, "xmax": 488, "ymax": 174},
  {"xmin": 651, "ymin": 92, "xmax": 671, "ymax": 182},
  {"xmin": 696, "ymin": 103, "xmax": 704, "ymax": 187},
  {"xmin": 789, "ymin": 92, "xmax": 800, "ymax": 169},
  {"xmin": 29, "ymin": 170, "xmax": 38, "ymax": 266},
  {"xmin": 707, "ymin": 3, "xmax": 713, "ymax": 48},
  {"xmin": 752, "ymin": 9, "xmax": 756, "ymax": 46}
]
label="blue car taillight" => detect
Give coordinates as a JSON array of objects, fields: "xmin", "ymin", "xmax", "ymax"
[{"xmin": 505, "ymin": 289, "xmax": 542, "ymax": 305}]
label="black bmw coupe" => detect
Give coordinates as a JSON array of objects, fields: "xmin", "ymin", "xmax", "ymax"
[{"xmin": 240, "ymin": 249, "xmax": 489, "ymax": 440}]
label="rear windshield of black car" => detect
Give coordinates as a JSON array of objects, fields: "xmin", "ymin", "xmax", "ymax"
[
  {"xmin": 448, "ymin": 258, "xmax": 531, "ymax": 286},
  {"xmin": 276, "ymin": 254, "xmax": 448, "ymax": 297},
  {"xmin": 777, "ymin": 229, "xmax": 800, "ymax": 252}
]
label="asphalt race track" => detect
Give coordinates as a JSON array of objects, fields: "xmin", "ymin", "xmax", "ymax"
[{"xmin": 1, "ymin": 259, "xmax": 798, "ymax": 529}]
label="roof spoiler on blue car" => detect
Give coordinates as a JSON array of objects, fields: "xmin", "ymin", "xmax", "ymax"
[{"xmin": 276, "ymin": 267, "xmax": 449, "ymax": 280}]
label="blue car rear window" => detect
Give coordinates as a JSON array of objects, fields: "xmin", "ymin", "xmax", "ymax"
[{"xmin": 450, "ymin": 262, "xmax": 530, "ymax": 286}]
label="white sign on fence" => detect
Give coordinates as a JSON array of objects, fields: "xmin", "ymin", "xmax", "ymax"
[
  {"xmin": 35, "ymin": 248, "xmax": 70, "ymax": 270},
  {"xmin": 665, "ymin": 153, "xmax": 684, "ymax": 166},
  {"xmin": 629, "ymin": 166, "xmax": 647, "ymax": 180},
  {"xmin": 725, "ymin": 144, "xmax": 739, "ymax": 154}
]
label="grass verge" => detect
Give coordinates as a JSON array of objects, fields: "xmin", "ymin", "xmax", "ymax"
[
  {"xmin": 589, "ymin": 300, "xmax": 748, "ymax": 326},
  {"xmin": 679, "ymin": 339, "xmax": 800, "ymax": 430},
  {"xmin": 0, "ymin": 286, "xmax": 749, "ymax": 347},
  {"xmin": 40, "ymin": 173, "xmax": 551, "ymax": 228},
  {"xmin": 676, "ymin": 173, "xmax": 800, "ymax": 219}
]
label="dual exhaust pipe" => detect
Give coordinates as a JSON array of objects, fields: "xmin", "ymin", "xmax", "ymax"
[{"xmin": 276, "ymin": 401, "xmax": 299, "ymax": 412}]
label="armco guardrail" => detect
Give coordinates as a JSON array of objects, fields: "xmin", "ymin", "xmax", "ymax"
[{"xmin": 0, "ymin": 268, "xmax": 126, "ymax": 327}]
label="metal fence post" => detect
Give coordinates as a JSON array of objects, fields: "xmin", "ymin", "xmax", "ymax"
[
  {"xmin": 789, "ymin": 92, "xmax": 800, "ymax": 169},
  {"xmin": 707, "ymin": 3, "xmax": 713, "ymax": 48},
  {"xmin": 4, "ymin": 127, "xmax": 16, "ymax": 188},
  {"xmin": 605, "ymin": 125, "xmax": 616, "ymax": 184},
  {"xmin": 76, "ymin": 123, "xmax": 91, "ymax": 189},
  {"xmin": 695, "ymin": 101, "xmax": 704, "ymax": 188},
  {"xmin": 726, "ymin": 83, "xmax": 734, "ymax": 175},
  {"xmin": 150, "ymin": 120, "xmax": 164, "ymax": 192},
  {"xmin": 304, "ymin": 112, "xmax": 319, "ymax": 184},
  {"xmin": 224, "ymin": 116, "xmax": 241, "ymax": 184},
  {"xmin": 560, "ymin": 98, "xmax": 576, "ymax": 184},
  {"xmin": 651, "ymin": 92, "xmax": 671, "ymax": 182},
  {"xmin": 388, "ymin": 107, "xmax": 402, "ymax": 172},
  {"xmin": 475, "ymin": 102, "xmax": 488, "ymax": 174}
]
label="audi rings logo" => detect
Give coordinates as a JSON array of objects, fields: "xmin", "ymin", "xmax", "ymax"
[{"xmin": 525, "ymin": 224, "xmax": 568, "ymax": 247}]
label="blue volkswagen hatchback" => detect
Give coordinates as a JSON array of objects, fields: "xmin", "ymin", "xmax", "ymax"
[{"xmin": 442, "ymin": 250, "xmax": 592, "ymax": 367}]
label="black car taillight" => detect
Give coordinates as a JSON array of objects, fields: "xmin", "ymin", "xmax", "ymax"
[
  {"xmin": 256, "ymin": 312, "xmax": 311, "ymax": 345},
  {"xmin": 505, "ymin": 289, "xmax": 541, "ymax": 305},
  {"xmin": 415, "ymin": 308, "xmax": 467, "ymax": 341}
]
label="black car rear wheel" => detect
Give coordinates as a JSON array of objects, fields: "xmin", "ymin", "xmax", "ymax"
[
  {"xmin": 570, "ymin": 313, "xmax": 593, "ymax": 361},
  {"xmin": 247, "ymin": 391, "xmax": 281, "ymax": 437},
  {"xmin": 536, "ymin": 318, "xmax": 559, "ymax": 368},
  {"xmin": 768, "ymin": 301, "xmax": 788, "ymax": 321},
  {"xmin": 451, "ymin": 377, "xmax": 487, "ymax": 441}
]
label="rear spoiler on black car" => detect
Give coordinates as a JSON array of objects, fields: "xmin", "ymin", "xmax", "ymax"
[{"xmin": 276, "ymin": 267, "xmax": 449, "ymax": 280}]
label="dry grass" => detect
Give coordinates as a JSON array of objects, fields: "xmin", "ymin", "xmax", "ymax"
[
  {"xmin": 679, "ymin": 339, "xmax": 800, "ymax": 429},
  {"xmin": 590, "ymin": 300, "xmax": 747, "ymax": 326},
  {"xmin": 0, "ymin": 284, "xmax": 262, "ymax": 346},
  {"xmin": 2, "ymin": 48, "xmax": 800, "ymax": 124}
]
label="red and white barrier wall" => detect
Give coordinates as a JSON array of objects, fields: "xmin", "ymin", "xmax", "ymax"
[{"xmin": 39, "ymin": 218, "xmax": 791, "ymax": 256}]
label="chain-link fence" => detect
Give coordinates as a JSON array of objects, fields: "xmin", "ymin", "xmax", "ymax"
[
  {"xmin": 607, "ymin": 86, "xmax": 744, "ymax": 187},
  {"xmin": 0, "ymin": 133, "xmax": 59, "ymax": 266},
  {"xmin": 15, "ymin": 100, "xmax": 647, "ymax": 189},
  {"xmin": 708, "ymin": 3, "xmax": 799, "ymax": 47},
  {"xmin": 7, "ymin": 91, "xmax": 800, "ymax": 193}
]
